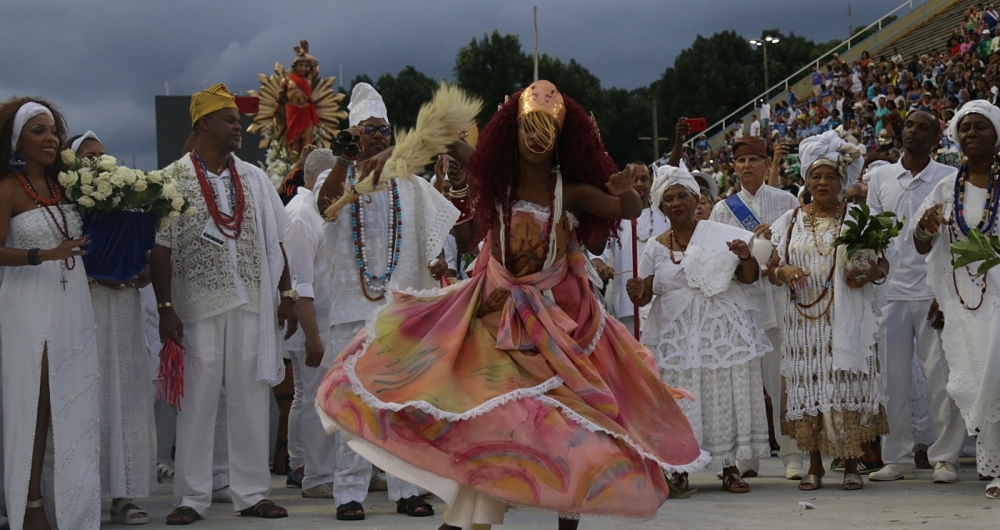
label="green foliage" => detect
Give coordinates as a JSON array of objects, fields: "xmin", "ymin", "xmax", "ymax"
[
  {"xmin": 453, "ymin": 31, "xmax": 532, "ymax": 124},
  {"xmin": 951, "ymin": 228, "xmax": 1000, "ymax": 277},
  {"xmin": 833, "ymin": 203, "xmax": 904, "ymax": 258},
  {"xmin": 376, "ymin": 66, "xmax": 438, "ymax": 130}
]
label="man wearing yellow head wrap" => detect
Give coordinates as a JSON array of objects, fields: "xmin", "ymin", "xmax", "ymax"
[
  {"xmin": 149, "ymin": 84, "xmax": 297, "ymax": 524},
  {"xmin": 189, "ymin": 83, "xmax": 239, "ymax": 128}
]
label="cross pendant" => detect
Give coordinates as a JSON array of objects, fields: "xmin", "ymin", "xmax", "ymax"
[{"xmin": 61, "ymin": 266, "xmax": 67, "ymax": 291}]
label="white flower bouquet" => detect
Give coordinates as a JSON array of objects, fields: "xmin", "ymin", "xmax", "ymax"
[{"xmin": 58, "ymin": 149, "xmax": 195, "ymax": 281}]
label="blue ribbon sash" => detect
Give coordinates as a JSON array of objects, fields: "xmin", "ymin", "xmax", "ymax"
[{"xmin": 723, "ymin": 193, "xmax": 761, "ymax": 231}]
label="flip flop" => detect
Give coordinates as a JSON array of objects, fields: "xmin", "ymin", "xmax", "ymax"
[{"xmin": 239, "ymin": 499, "xmax": 287, "ymax": 519}]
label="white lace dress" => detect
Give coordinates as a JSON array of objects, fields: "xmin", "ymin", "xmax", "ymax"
[
  {"xmin": 771, "ymin": 209, "xmax": 888, "ymax": 458},
  {"xmin": 0, "ymin": 206, "xmax": 100, "ymax": 529},
  {"xmin": 639, "ymin": 223, "xmax": 772, "ymax": 468},
  {"xmin": 90, "ymin": 285, "xmax": 157, "ymax": 499}
]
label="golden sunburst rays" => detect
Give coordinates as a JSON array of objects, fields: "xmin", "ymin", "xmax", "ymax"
[{"xmin": 247, "ymin": 62, "xmax": 348, "ymax": 150}]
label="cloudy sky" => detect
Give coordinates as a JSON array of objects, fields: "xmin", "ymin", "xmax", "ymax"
[{"xmin": 2, "ymin": 0, "xmax": 908, "ymax": 169}]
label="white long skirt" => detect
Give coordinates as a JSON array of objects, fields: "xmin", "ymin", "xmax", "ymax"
[
  {"xmin": 0, "ymin": 260, "xmax": 101, "ymax": 530},
  {"xmin": 91, "ymin": 286, "xmax": 157, "ymax": 499},
  {"xmin": 660, "ymin": 359, "xmax": 772, "ymax": 469}
]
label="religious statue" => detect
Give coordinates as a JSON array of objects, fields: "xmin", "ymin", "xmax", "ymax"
[
  {"xmin": 280, "ymin": 41, "xmax": 320, "ymax": 155},
  {"xmin": 247, "ymin": 39, "xmax": 348, "ymax": 158}
]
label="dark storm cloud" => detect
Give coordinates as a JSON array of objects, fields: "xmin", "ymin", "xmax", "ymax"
[{"xmin": 0, "ymin": 0, "xmax": 907, "ymax": 169}]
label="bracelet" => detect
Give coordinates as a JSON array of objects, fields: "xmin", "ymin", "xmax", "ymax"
[
  {"xmin": 27, "ymin": 248, "xmax": 40, "ymax": 266},
  {"xmin": 449, "ymin": 186, "xmax": 469, "ymax": 199},
  {"xmin": 739, "ymin": 254, "xmax": 753, "ymax": 261},
  {"xmin": 157, "ymin": 302, "xmax": 173, "ymax": 310},
  {"xmin": 336, "ymin": 156, "xmax": 355, "ymax": 167}
]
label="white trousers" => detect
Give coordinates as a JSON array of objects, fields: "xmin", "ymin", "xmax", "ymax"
[
  {"xmin": 288, "ymin": 350, "xmax": 337, "ymax": 489},
  {"xmin": 328, "ymin": 321, "xmax": 420, "ymax": 506},
  {"xmin": 173, "ymin": 308, "xmax": 272, "ymax": 514},
  {"xmin": 880, "ymin": 300, "xmax": 966, "ymax": 465},
  {"xmin": 287, "ymin": 350, "xmax": 306, "ymax": 471}
]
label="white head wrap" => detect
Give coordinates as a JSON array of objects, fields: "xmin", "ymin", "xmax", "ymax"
[
  {"xmin": 651, "ymin": 164, "xmax": 700, "ymax": 208},
  {"xmin": 348, "ymin": 82, "xmax": 390, "ymax": 127},
  {"xmin": 70, "ymin": 130, "xmax": 101, "ymax": 154},
  {"xmin": 946, "ymin": 99, "xmax": 1000, "ymax": 147},
  {"xmin": 799, "ymin": 130, "xmax": 866, "ymax": 187},
  {"xmin": 11, "ymin": 102, "xmax": 54, "ymax": 151}
]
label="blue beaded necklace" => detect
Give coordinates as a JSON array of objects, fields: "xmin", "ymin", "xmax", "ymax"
[
  {"xmin": 348, "ymin": 166, "xmax": 403, "ymax": 301},
  {"xmin": 952, "ymin": 162, "xmax": 1000, "ymax": 237}
]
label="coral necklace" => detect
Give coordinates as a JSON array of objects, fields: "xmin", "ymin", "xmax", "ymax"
[
  {"xmin": 190, "ymin": 151, "xmax": 246, "ymax": 239},
  {"xmin": 15, "ymin": 173, "xmax": 76, "ymax": 272}
]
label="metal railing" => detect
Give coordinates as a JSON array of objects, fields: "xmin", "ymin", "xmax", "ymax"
[{"xmin": 684, "ymin": 0, "xmax": 941, "ymax": 148}]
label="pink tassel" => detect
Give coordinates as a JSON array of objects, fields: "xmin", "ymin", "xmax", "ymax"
[{"xmin": 157, "ymin": 339, "xmax": 185, "ymax": 411}]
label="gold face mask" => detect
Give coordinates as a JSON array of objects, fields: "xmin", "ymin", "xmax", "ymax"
[{"xmin": 518, "ymin": 80, "xmax": 565, "ymax": 154}]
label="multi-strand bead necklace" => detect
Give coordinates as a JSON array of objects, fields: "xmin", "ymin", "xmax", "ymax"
[
  {"xmin": 348, "ymin": 167, "xmax": 402, "ymax": 301},
  {"xmin": 948, "ymin": 163, "xmax": 1000, "ymax": 310}
]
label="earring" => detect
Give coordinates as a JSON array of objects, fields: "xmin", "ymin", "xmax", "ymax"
[{"xmin": 8, "ymin": 152, "xmax": 27, "ymax": 174}]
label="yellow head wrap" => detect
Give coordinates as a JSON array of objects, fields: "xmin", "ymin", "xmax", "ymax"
[{"xmin": 189, "ymin": 83, "xmax": 238, "ymax": 127}]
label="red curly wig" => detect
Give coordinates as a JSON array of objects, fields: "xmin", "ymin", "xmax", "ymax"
[{"xmin": 465, "ymin": 89, "xmax": 620, "ymax": 249}]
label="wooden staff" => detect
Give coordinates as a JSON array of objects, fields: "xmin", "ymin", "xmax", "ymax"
[{"xmin": 631, "ymin": 218, "xmax": 640, "ymax": 341}]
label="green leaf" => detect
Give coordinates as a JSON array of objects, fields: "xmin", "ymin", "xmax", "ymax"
[{"xmin": 950, "ymin": 228, "xmax": 1000, "ymax": 277}]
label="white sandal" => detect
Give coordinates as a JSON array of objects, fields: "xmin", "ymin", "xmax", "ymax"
[
  {"xmin": 111, "ymin": 498, "xmax": 149, "ymax": 525},
  {"xmin": 987, "ymin": 478, "xmax": 1000, "ymax": 500}
]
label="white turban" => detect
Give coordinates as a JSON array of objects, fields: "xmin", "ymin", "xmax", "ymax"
[
  {"xmin": 799, "ymin": 130, "xmax": 866, "ymax": 187},
  {"xmin": 651, "ymin": 164, "xmax": 700, "ymax": 208},
  {"xmin": 11, "ymin": 102, "xmax": 53, "ymax": 150},
  {"xmin": 70, "ymin": 130, "xmax": 101, "ymax": 154},
  {"xmin": 946, "ymin": 99, "xmax": 1000, "ymax": 147},
  {"xmin": 348, "ymin": 82, "xmax": 389, "ymax": 127}
]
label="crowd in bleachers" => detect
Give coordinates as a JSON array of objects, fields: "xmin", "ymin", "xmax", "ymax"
[{"xmin": 667, "ymin": 2, "xmax": 1000, "ymax": 201}]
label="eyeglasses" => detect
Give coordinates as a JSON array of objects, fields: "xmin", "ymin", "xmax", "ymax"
[
  {"xmin": 845, "ymin": 195, "xmax": 866, "ymax": 204},
  {"xmin": 362, "ymin": 125, "xmax": 392, "ymax": 136}
]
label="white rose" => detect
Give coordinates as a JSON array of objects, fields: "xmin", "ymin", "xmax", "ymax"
[
  {"xmin": 61, "ymin": 149, "xmax": 77, "ymax": 166},
  {"xmin": 95, "ymin": 174, "xmax": 111, "ymax": 186},
  {"xmin": 184, "ymin": 206, "xmax": 197, "ymax": 216},
  {"xmin": 162, "ymin": 182, "xmax": 178, "ymax": 200},
  {"xmin": 122, "ymin": 169, "xmax": 137, "ymax": 185},
  {"xmin": 109, "ymin": 173, "xmax": 125, "ymax": 187},
  {"xmin": 77, "ymin": 196, "xmax": 96, "ymax": 208},
  {"xmin": 171, "ymin": 196, "xmax": 186, "ymax": 211},
  {"xmin": 91, "ymin": 192, "xmax": 106, "ymax": 201},
  {"xmin": 97, "ymin": 182, "xmax": 113, "ymax": 196},
  {"xmin": 79, "ymin": 168, "xmax": 93, "ymax": 185},
  {"xmin": 133, "ymin": 180, "xmax": 148, "ymax": 192},
  {"xmin": 112, "ymin": 196, "xmax": 121, "ymax": 207},
  {"xmin": 99, "ymin": 155, "xmax": 117, "ymax": 171},
  {"xmin": 147, "ymin": 171, "xmax": 163, "ymax": 184},
  {"xmin": 168, "ymin": 210, "xmax": 181, "ymax": 218},
  {"xmin": 80, "ymin": 184, "xmax": 94, "ymax": 196}
]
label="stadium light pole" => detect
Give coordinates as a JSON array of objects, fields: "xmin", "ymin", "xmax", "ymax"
[{"xmin": 749, "ymin": 35, "xmax": 780, "ymax": 99}]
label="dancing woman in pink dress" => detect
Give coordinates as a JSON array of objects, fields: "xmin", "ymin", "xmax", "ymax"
[{"xmin": 317, "ymin": 81, "xmax": 707, "ymax": 529}]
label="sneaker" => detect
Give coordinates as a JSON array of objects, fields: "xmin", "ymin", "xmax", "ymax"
[
  {"xmin": 286, "ymin": 466, "xmax": 304, "ymax": 488},
  {"xmin": 369, "ymin": 472, "xmax": 388, "ymax": 492},
  {"xmin": 302, "ymin": 483, "xmax": 333, "ymax": 499},
  {"xmin": 211, "ymin": 486, "xmax": 232, "ymax": 503},
  {"xmin": 932, "ymin": 461, "xmax": 959, "ymax": 483},
  {"xmin": 157, "ymin": 462, "xmax": 175, "ymax": 479},
  {"xmin": 782, "ymin": 455, "xmax": 806, "ymax": 480},
  {"xmin": 868, "ymin": 463, "xmax": 916, "ymax": 481}
]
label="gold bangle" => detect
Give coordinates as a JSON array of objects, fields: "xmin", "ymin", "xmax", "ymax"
[{"xmin": 157, "ymin": 302, "xmax": 173, "ymax": 310}]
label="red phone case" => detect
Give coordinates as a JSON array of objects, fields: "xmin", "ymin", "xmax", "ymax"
[{"xmin": 683, "ymin": 118, "xmax": 707, "ymax": 134}]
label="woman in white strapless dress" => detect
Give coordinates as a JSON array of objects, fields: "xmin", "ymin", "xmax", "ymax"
[{"xmin": 0, "ymin": 99, "xmax": 100, "ymax": 530}]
